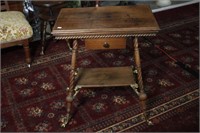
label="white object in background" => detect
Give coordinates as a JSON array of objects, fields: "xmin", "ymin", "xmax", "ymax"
[{"xmin": 156, "ymin": 0, "xmax": 172, "ymax": 7}]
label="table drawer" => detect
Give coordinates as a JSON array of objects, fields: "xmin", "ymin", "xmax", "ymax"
[{"xmin": 85, "ymin": 38, "xmax": 126, "ymax": 50}]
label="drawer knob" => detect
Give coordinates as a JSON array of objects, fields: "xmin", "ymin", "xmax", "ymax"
[{"xmin": 103, "ymin": 42, "xmax": 110, "ymax": 48}]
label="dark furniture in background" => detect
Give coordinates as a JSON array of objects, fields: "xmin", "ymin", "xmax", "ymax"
[
  {"xmin": 32, "ymin": 1, "xmax": 67, "ymax": 55},
  {"xmin": 0, "ymin": 0, "xmax": 33, "ymax": 67}
]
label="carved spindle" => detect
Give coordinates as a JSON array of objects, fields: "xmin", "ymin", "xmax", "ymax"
[
  {"xmin": 133, "ymin": 37, "xmax": 152, "ymax": 125},
  {"xmin": 61, "ymin": 39, "xmax": 78, "ymax": 127},
  {"xmin": 68, "ymin": 39, "xmax": 78, "ymax": 106},
  {"xmin": 133, "ymin": 37, "xmax": 144, "ymax": 93}
]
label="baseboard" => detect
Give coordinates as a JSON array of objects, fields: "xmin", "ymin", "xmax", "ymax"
[{"xmin": 152, "ymin": 0, "xmax": 199, "ymax": 13}]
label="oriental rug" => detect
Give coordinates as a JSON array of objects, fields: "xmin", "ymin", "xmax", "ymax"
[{"xmin": 1, "ymin": 3, "xmax": 199, "ymax": 132}]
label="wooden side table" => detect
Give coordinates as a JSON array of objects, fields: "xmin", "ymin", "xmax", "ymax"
[{"xmin": 52, "ymin": 5, "xmax": 160, "ymax": 127}]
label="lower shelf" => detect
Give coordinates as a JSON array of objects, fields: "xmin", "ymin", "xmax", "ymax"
[{"xmin": 76, "ymin": 66, "xmax": 136, "ymax": 88}]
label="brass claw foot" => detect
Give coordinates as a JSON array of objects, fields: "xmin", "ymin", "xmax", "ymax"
[
  {"xmin": 142, "ymin": 115, "xmax": 153, "ymax": 126},
  {"xmin": 147, "ymin": 120, "xmax": 153, "ymax": 126},
  {"xmin": 59, "ymin": 115, "xmax": 71, "ymax": 127},
  {"xmin": 40, "ymin": 47, "xmax": 45, "ymax": 55},
  {"xmin": 40, "ymin": 50, "xmax": 44, "ymax": 56}
]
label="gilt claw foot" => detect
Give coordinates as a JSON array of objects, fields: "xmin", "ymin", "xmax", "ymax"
[
  {"xmin": 59, "ymin": 115, "xmax": 71, "ymax": 127},
  {"xmin": 40, "ymin": 51, "xmax": 44, "ymax": 56},
  {"xmin": 147, "ymin": 120, "xmax": 153, "ymax": 126}
]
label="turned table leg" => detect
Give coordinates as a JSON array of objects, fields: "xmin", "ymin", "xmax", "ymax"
[
  {"xmin": 40, "ymin": 20, "xmax": 47, "ymax": 55},
  {"xmin": 60, "ymin": 39, "xmax": 78, "ymax": 127},
  {"xmin": 133, "ymin": 37, "xmax": 152, "ymax": 125},
  {"xmin": 23, "ymin": 39, "xmax": 31, "ymax": 67}
]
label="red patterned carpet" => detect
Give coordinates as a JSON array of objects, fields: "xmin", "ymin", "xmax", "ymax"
[{"xmin": 1, "ymin": 3, "xmax": 199, "ymax": 132}]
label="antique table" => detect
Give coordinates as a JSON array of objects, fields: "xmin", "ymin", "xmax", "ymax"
[{"xmin": 52, "ymin": 5, "xmax": 160, "ymax": 127}]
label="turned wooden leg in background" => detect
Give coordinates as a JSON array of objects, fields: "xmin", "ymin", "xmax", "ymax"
[
  {"xmin": 40, "ymin": 20, "xmax": 47, "ymax": 55},
  {"xmin": 133, "ymin": 37, "xmax": 152, "ymax": 125},
  {"xmin": 60, "ymin": 39, "xmax": 78, "ymax": 127},
  {"xmin": 23, "ymin": 39, "xmax": 31, "ymax": 67}
]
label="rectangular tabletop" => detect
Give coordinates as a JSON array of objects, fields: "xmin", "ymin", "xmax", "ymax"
[{"xmin": 52, "ymin": 5, "xmax": 160, "ymax": 37}]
